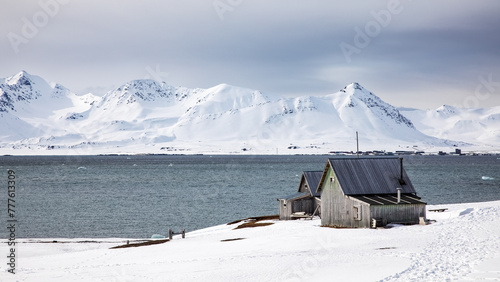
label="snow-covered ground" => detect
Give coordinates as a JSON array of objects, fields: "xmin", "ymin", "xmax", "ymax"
[{"xmin": 2, "ymin": 201, "xmax": 499, "ymax": 281}]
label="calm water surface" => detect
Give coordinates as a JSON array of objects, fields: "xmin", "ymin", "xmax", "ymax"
[{"xmin": 0, "ymin": 155, "xmax": 499, "ymax": 238}]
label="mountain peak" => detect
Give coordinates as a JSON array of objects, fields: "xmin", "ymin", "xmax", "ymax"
[
  {"xmin": 339, "ymin": 82, "xmax": 376, "ymax": 100},
  {"xmin": 342, "ymin": 82, "xmax": 365, "ymax": 92},
  {"xmin": 336, "ymin": 83, "xmax": 415, "ymax": 129},
  {"xmin": 435, "ymin": 104, "xmax": 461, "ymax": 118},
  {"xmin": 1, "ymin": 71, "xmax": 40, "ymax": 112},
  {"xmin": 0, "ymin": 71, "xmax": 78, "ymax": 114},
  {"xmin": 339, "ymin": 82, "xmax": 381, "ymax": 105},
  {"xmin": 6, "ymin": 70, "xmax": 34, "ymax": 86},
  {"xmin": 104, "ymin": 79, "xmax": 176, "ymax": 104},
  {"xmin": 349, "ymin": 82, "xmax": 363, "ymax": 90},
  {"xmin": 437, "ymin": 104, "xmax": 458, "ymax": 112}
]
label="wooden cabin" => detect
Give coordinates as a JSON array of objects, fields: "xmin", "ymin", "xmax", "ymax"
[
  {"xmin": 318, "ymin": 157, "xmax": 426, "ymax": 228},
  {"xmin": 278, "ymin": 171, "xmax": 322, "ymax": 220}
]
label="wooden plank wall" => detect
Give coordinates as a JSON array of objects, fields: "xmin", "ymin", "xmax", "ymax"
[
  {"xmin": 314, "ymin": 197, "xmax": 321, "ymax": 217},
  {"xmin": 371, "ymin": 204, "xmax": 426, "ymax": 224},
  {"xmin": 321, "ymin": 168, "xmax": 352, "ymax": 227},
  {"xmin": 292, "ymin": 198, "xmax": 315, "ymax": 215},
  {"xmin": 280, "ymin": 198, "xmax": 316, "ymax": 220},
  {"xmin": 279, "ymin": 199, "xmax": 291, "ymax": 220}
]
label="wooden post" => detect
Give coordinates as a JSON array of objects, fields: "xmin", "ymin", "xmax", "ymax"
[{"xmin": 168, "ymin": 229, "xmax": 186, "ymax": 239}]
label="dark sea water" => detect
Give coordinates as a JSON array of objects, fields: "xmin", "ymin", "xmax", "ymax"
[{"xmin": 0, "ymin": 155, "xmax": 499, "ymax": 238}]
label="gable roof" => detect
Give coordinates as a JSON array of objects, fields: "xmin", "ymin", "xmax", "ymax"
[
  {"xmin": 299, "ymin": 171, "xmax": 323, "ymax": 197},
  {"xmin": 318, "ymin": 157, "xmax": 416, "ymax": 195}
]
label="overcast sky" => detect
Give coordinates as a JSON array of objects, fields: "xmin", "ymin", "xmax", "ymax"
[{"xmin": 2, "ymin": 0, "xmax": 500, "ymax": 109}]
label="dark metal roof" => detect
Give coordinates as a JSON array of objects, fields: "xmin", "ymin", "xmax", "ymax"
[
  {"xmin": 277, "ymin": 192, "xmax": 310, "ymax": 201},
  {"xmin": 324, "ymin": 157, "xmax": 416, "ymax": 195},
  {"xmin": 350, "ymin": 194, "xmax": 426, "ymax": 205},
  {"xmin": 301, "ymin": 171, "xmax": 323, "ymax": 197}
]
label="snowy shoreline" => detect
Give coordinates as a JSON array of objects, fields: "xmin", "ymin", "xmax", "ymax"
[
  {"xmin": 1, "ymin": 145, "xmax": 500, "ymax": 156},
  {"xmin": 2, "ymin": 201, "xmax": 500, "ymax": 281}
]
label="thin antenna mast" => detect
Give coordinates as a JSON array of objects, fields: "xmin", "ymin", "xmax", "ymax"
[{"xmin": 356, "ymin": 131, "xmax": 359, "ymax": 158}]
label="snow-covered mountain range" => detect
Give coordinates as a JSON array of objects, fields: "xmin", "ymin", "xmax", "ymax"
[{"xmin": 1, "ymin": 71, "xmax": 499, "ymax": 154}]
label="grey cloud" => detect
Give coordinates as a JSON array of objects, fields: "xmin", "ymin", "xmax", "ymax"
[{"xmin": 1, "ymin": 1, "xmax": 499, "ymax": 109}]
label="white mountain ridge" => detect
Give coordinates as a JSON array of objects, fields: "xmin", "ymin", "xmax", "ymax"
[
  {"xmin": 0, "ymin": 70, "xmax": 497, "ymax": 155},
  {"xmin": 400, "ymin": 105, "xmax": 500, "ymax": 148}
]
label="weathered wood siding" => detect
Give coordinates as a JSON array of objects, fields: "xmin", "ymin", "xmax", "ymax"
[
  {"xmin": 298, "ymin": 181, "xmax": 310, "ymax": 194},
  {"xmin": 278, "ymin": 199, "xmax": 291, "ymax": 220},
  {"xmin": 279, "ymin": 197, "xmax": 316, "ymax": 220},
  {"xmin": 339, "ymin": 198, "xmax": 371, "ymax": 228},
  {"xmin": 321, "ymin": 167, "xmax": 370, "ymax": 227},
  {"xmin": 292, "ymin": 198, "xmax": 315, "ymax": 215},
  {"xmin": 314, "ymin": 197, "xmax": 321, "ymax": 217},
  {"xmin": 322, "ymin": 184, "xmax": 371, "ymax": 228},
  {"xmin": 320, "ymin": 167, "xmax": 334, "ymax": 226},
  {"xmin": 370, "ymin": 204, "xmax": 426, "ymax": 224}
]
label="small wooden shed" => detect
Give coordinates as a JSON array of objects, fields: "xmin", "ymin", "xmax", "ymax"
[
  {"xmin": 318, "ymin": 157, "xmax": 426, "ymax": 228},
  {"xmin": 278, "ymin": 171, "xmax": 322, "ymax": 220}
]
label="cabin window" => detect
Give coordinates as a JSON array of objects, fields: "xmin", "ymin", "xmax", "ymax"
[{"xmin": 353, "ymin": 206, "xmax": 361, "ymax": 221}]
